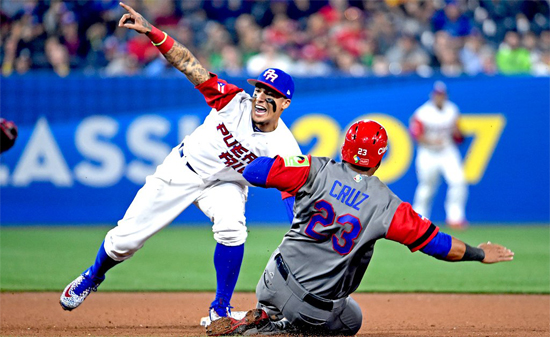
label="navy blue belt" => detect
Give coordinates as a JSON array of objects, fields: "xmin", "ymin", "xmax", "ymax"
[
  {"xmin": 178, "ymin": 144, "xmax": 197, "ymax": 174},
  {"xmin": 275, "ymin": 254, "xmax": 333, "ymax": 311}
]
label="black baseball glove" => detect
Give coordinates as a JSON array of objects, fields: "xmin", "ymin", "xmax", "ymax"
[{"xmin": 1, "ymin": 118, "xmax": 18, "ymax": 153}]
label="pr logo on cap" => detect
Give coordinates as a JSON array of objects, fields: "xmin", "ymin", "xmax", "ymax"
[
  {"xmin": 247, "ymin": 68, "xmax": 294, "ymax": 99},
  {"xmin": 263, "ymin": 69, "xmax": 278, "ymax": 82}
]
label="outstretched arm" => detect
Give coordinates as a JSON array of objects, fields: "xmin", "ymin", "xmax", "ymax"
[
  {"xmin": 386, "ymin": 203, "xmax": 514, "ymax": 264},
  {"xmin": 420, "ymin": 231, "xmax": 514, "ymax": 263},
  {"xmin": 444, "ymin": 237, "xmax": 514, "ymax": 263},
  {"xmin": 118, "ymin": 2, "xmax": 211, "ymax": 86}
]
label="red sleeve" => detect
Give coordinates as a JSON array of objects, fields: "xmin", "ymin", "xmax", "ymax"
[
  {"xmin": 265, "ymin": 155, "xmax": 312, "ymax": 196},
  {"xmin": 409, "ymin": 117, "xmax": 424, "ymax": 140},
  {"xmin": 281, "ymin": 191, "xmax": 293, "ymax": 200},
  {"xmin": 386, "ymin": 202, "xmax": 439, "ymax": 252},
  {"xmin": 195, "ymin": 73, "xmax": 243, "ymax": 111}
]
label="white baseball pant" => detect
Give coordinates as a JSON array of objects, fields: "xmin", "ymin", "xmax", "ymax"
[
  {"xmin": 104, "ymin": 146, "xmax": 248, "ymax": 261},
  {"xmin": 412, "ymin": 145, "xmax": 467, "ymax": 224}
]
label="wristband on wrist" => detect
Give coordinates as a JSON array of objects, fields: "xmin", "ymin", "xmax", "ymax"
[
  {"xmin": 152, "ymin": 31, "xmax": 168, "ymax": 46},
  {"xmin": 146, "ymin": 26, "xmax": 174, "ymax": 54},
  {"xmin": 461, "ymin": 243, "xmax": 485, "ymax": 261}
]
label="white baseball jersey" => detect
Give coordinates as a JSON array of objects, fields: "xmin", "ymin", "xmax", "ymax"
[
  {"xmin": 184, "ymin": 74, "xmax": 301, "ymax": 183},
  {"xmin": 410, "ymin": 100, "xmax": 460, "ymax": 150},
  {"xmin": 410, "ymin": 99, "xmax": 467, "ymax": 224}
]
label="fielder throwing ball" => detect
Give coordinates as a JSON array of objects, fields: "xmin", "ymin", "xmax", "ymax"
[
  {"xmin": 206, "ymin": 119, "xmax": 513, "ymax": 336},
  {"xmin": 60, "ymin": 2, "xmax": 301, "ymax": 322},
  {"xmin": 410, "ymin": 81, "xmax": 468, "ymax": 229}
]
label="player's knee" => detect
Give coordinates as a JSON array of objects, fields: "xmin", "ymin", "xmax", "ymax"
[
  {"xmin": 337, "ymin": 297, "xmax": 362, "ymax": 335},
  {"xmin": 104, "ymin": 231, "xmax": 142, "ymax": 261},
  {"xmin": 213, "ymin": 227, "xmax": 248, "ymax": 246},
  {"xmin": 212, "ymin": 212, "xmax": 247, "ymax": 246}
]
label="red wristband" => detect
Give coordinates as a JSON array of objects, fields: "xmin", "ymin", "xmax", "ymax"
[{"xmin": 146, "ymin": 26, "xmax": 175, "ymax": 54}]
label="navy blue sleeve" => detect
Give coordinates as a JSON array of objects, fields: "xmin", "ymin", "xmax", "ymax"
[
  {"xmin": 243, "ymin": 156, "xmax": 276, "ymax": 187},
  {"xmin": 283, "ymin": 196, "xmax": 295, "ymax": 224},
  {"xmin": 420, "ymin": 231, "xmax": 452, "ymax": 259}
]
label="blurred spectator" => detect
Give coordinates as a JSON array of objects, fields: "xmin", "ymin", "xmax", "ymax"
[
  {"xmin": 318, "ymin": 0, "xmax": 348, "ymax": 29},
  {"xmin": 333, "ymin": 49, "xmax": 366, "ymax": 76},
  {"xmin": 371, "ymin": 55, "xmax": 390, "ymax": 76},
  {"xmin": 148, "ymin": 0, "xmax": 180, "ymax": 27},
  {"xmin": 85, "ymin": 23, "xmax": 110, "ymax": 71},
  {"xmin": 203, "ymin": 21, "xmax": 233, "ymax": 72},
  {"xmin": 369, "ymin": 11, "xmax": 398, "ymax": 55},
  {"xmin": 386, "ymin": 33, "xmax": 430, "ymax": 75},
  {"xmin": 531, "ymin": 30, "xmax": 550, "ymax": 76},
  {"xmin": 431, "ymin": 1, "xmax": 472, "ymax": 38},
  {"xmin": 104, "ymin": 52, "xmax": 140, "ymax": 77},
  {"xmin": 438, "ymin": 47, "xmax": 463, "ymax": 77},
  {"xmin": 219, "ymin": 45, "xmax": 244, "ymax": 76},
  {"xmin": 1, "ymin": 0, "xmax": 548, "ymax": 77},
  {"xmin": 522, "ymin": 31, "xmax": 542, "ymax": 65},
  {"xmin": 293, "ymin": 44, "xmax": 331, "ymax": 77},
  {"xmin": 59, "ymin": 14, "xmax": 82, "ymax": 67},
  {"xmin": 539, "ymin": 30, "xmax": 550, "ymax": 52},
  {"xmin": 234, "ymin": 14, "xmax": 262, "ymax": 64},
  {"xmin": 14, "ymin": 48, "xmax": 32, "ymax": 75},
  {"xmin": 496, "ymin": 30, "xmax": 531, "ymax": 74},
  {"xmin": 246, "ymin": 42, "xmax": 293, "ymax": 76},
  {"xmin": 459, "ymin": 32, "xmax": 496, "ymax": 75},
  {"xmin": 126, "ymin": 32, "xmax": 158, "ymax": 66},
  {"xmin": 331, "ymin": 7, "xmax": 365, "ymax": 58},
  {"xmin": 45, "ymin": 37, "xmax": 70, "ymax": 77}
]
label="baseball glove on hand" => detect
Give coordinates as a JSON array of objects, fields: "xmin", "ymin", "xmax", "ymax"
[{"xmin": 1, "ymin": 118, "xmax": 18, "ymax": 153}]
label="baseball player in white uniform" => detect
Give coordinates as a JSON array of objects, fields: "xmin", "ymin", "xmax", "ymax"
[
  {"xmin": 59, "ymin": 2, "xmax": 301, "ymax": 321},
  {"xmin": 409, "ymin": 81, "xmax": 468, "ymax": 229}
]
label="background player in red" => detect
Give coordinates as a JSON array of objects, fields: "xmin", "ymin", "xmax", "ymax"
[
  {"xmin": 59, "ymin": 2, "xmax": 301, "ymax": 322},
  {"xmin": 206, "ymin": 119, "xmax": 514, "ymax": 336},
  {"xmin": 409, "ymin": 81, "xmax": 468, "ymax": 229}
]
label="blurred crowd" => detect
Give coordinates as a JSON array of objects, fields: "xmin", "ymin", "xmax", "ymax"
[{"xmin": 1, "ymin": 0, "xmax": 549, "ymax": 78}]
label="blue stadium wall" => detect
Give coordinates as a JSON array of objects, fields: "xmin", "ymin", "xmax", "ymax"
[{"xmin": 1, "ymin": 74, "xmax": 548, "ymax": 225}]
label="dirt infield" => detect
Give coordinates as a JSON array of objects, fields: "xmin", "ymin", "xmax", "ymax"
[{"xmin": 1, "ymin": 292, "xmax": 548, "ymax": 336}]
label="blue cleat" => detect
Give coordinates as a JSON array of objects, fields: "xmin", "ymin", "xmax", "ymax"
[{"xmin": 59, "ymin": 268, "xmax": 104, "ymax": 311}]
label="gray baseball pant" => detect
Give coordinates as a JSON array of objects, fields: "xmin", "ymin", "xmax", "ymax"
[{"xmin": 255, "ymin": 249, "xmax": 362, "ymax": 336}]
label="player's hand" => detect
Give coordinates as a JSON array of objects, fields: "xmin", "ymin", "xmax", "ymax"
[
  {"xmin": 118, "ymin": 2, "xmax": 152, "ymax": 34},
  {"xmin": 478, "ymin": 242, "xmax": 514, "ymax": 264}
]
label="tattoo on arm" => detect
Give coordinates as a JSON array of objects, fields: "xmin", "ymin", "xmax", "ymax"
[
  {"xmin": 163, "ymin": 41, "xmax": 211, "ymax": 86},
  {"xmin": 141, "ymin": 17, "xmax": 151, "ymax": 32}
]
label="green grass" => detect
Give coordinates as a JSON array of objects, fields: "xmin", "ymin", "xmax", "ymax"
[{"xmin": 1, "ymin": 225, "xmax": 548, "ymax": 293}]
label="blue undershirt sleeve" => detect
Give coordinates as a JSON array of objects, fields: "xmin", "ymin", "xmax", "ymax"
[
  {"xmin": 420, "ymin": 231, "xmax": 452, "ymax": 259},
  {"xmin": 243, "ymin": 157, "xmax": 276, "ymax": 187}
]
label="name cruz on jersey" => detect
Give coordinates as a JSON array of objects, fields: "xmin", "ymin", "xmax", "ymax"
[{"xmin": 329, "ymin": 180, "xmax": 369, "ymax": 211}]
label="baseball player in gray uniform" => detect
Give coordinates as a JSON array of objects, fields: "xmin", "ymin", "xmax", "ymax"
[
  {"xmin": 206, "ymin": 119, "xmax": 514, "ymax": 336},
  {"xmin": 60, "ymin": 2, "xmax": 301, "ymax": 322}
]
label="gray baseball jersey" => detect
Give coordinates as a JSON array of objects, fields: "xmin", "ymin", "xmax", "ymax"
[{"xmin": 264, "ymin": 155, "xmax": 438, "ymax": 299}]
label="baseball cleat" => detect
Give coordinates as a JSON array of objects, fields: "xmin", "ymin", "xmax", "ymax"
[
  {"xmin": 208, "ymin": 297, "xmax": 242, "ymax": 322},
  {"xmin": 206, "ymin": 309, "xmax": 270, "ymax": 336},
  {"xmin": 59, "ymin": 268, "xmax": 104, "ymax": 311},
  {"xmin": 201, "ymin": 310, "xmax": 247, "ymax": 327}
]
